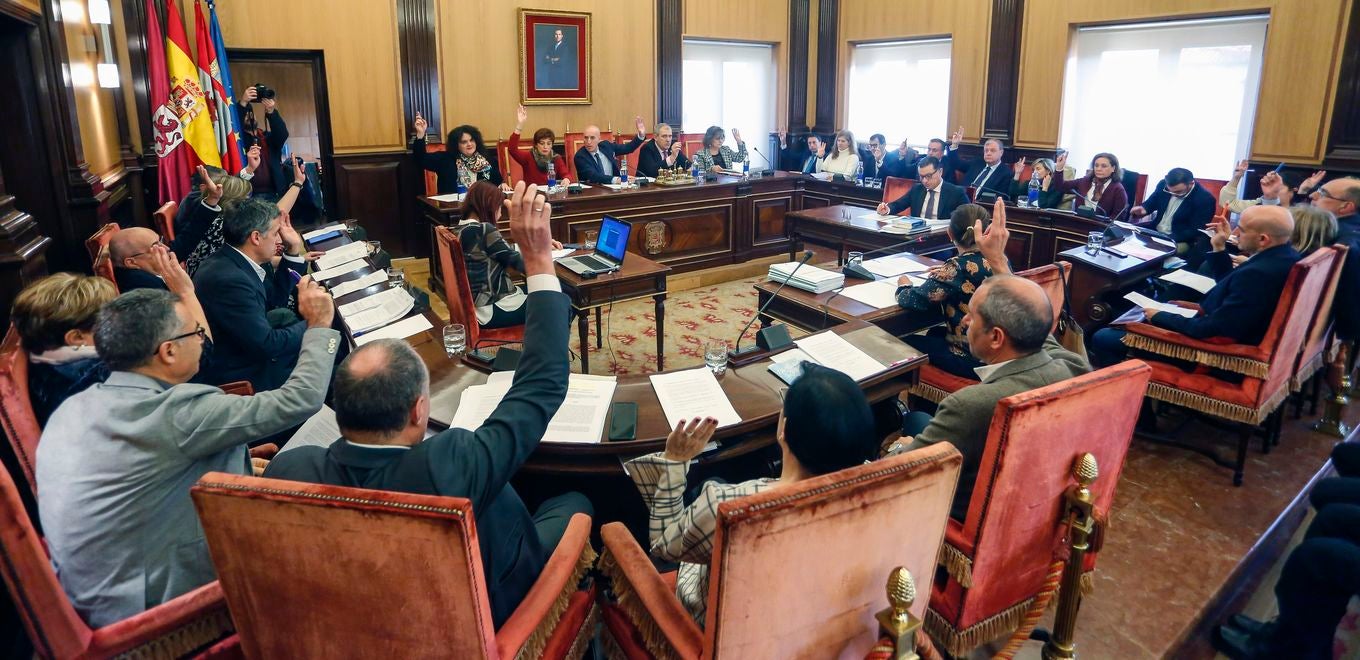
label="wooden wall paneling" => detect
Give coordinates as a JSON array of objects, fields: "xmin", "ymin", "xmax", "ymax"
[
  {"xmin": 0, "ymin": 175, "xmax": 52, "ymax": 330},
  {"xmin": 752, "ymin": 192, "xmax": 793, "ymax": 245},
  {"xmin": 788, "ymin": 0, "xmax": 810, "ymax": 132},
  {"xmin": 813, "ymin": 0, "xmax": 838, "ymax": 133},
  {"xmin": 1325, "ymin": 0, "xmax": 1360, "ymax": 167},
  {"xmin": 398, "ymin": 0, "xmax": 440, "ymax": 144},
  {"xmin": 658, "ymin": 0, "xmax": 683, "ymax": 127},
  {"xmin": 231, "ymin": 60, "xmax": 322, "ymax": 158},
  {"xmin": 333, "ymin": 151, "xmax": 419, "ymax": 258},
  {"xmin": 983, "ymin": 0, "xmax": 1024, "ymax": 142},
  {"xmin": 1013, "ymin": 0, "xmax": 1352, "ymax": 163}
]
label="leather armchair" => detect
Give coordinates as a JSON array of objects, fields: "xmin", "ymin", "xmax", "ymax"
[
  {"xmin": 597, "ymin": 443, "xmax": 962, "ymax": 659},
  {"xmin": 190, "ymin": 472, "xmax": 596, "ymax": 659},
  {"xmin": 1119, "ymin": 247, "xmax": 1339, "ymax": 484},
  {"xmin": 910, "ymin": 262, "xmax": 1073, "ymax": 404},
  {"xmin": 925, "ymin": 361, "xmax": 1150, "ymax": 658}
]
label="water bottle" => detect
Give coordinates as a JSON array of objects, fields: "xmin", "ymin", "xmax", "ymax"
[
  {"xmin": 547, "ymin": 162, "xmax": 557, "ymax": 190},
  {"xmin": 691, "ymin": 159, "xmax": 700, "ymax": 180},
  {"xmin": 743, "ymin": 157, "xmax": 750, "ymax": 178},
  {"xmin": 856, "ymin": 160, "xmax": 865, "ymax": 187},
  {"xmin": 1027, "ymin": 173, "xmax": 1040, "ymax": 207},
  {"xmin": 619, "ymin": 157, "xmax": 629, "ymax": 185},
  {"xmin": 456, "ymin": 180, "xmax": 467, "ymax": 197}
]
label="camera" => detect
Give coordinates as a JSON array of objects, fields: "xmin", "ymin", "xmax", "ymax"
[{"xmin": 249, "ymin": 84, "xmax": 276, "ymax": 103}]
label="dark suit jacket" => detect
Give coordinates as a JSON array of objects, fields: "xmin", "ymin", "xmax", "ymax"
[
  {"xmin": 264, "ymin": 290, "xmax": 570, "ymax": 628},
  {"xmin": 635, "ymin": 140, "xmax": 691, "ymax": 178},
  {"xmin": 1151, "ymin": 244, "xmax": 1302, "ymax": 344},
  {"xmin": 114, "ymin": 267, "xmax": 167, "ymax": 293},
  {"xmin": 863, "ymin": 153, "xmax": 911, "ymax": 181},
  {"xmin": 573, "ymin": 136, "xmax": 645, "ymax": 184},
  {"xmin": 192, "ymin": 246, "xmax": 308, "ymax": 391},
  {"xmin": 779, "ymin": 143, "xmax": 810, "ymax": 172},
  {"xmin": 1139, "ymin": 180, "xmax": 1217, "ymax": 244},
  {"xmin": 886, "ymin": 181, "xmax": 967, "ymax": 218},
  {"xmin": 413, "ymin": 137, "xmax": 504, "ymax": 194},
  {"xmin": 945, "ymin": 149, "xmax": 1011, "ymax": 194},
  {"xmin": 1331, "ymin": 214, "xmax": 1358, "ymax": 340},
  {"xmin": 901, "ymin": 336, "xmax": 1091, "ymax": 519}
]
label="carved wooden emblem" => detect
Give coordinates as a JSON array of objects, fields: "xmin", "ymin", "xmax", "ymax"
[{"xmin": 644, "ymin": 220, "xmax": 668, "ymax": 254}]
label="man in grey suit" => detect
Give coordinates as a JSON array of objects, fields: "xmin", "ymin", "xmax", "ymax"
[
  {"xmin": 893, "ymin": 205, "xmax": 1091, "ymax": 518},
  {"xmin": 36, "ymin": 248, "xmax": 340, "ymax": 628}
]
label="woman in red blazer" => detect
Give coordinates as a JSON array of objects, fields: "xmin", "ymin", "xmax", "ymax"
[
  {"xmin": 508, "ymin": 105, "xmax": 570, "ymax": 186},
  {"xmin": 1051, "ymin": 151, "xmax": 1128, "ymax": 219}
]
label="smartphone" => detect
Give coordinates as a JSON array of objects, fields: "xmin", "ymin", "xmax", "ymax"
[{"xmin": 607, "ymin": 402, "xmax": 638, "ymax": 441}]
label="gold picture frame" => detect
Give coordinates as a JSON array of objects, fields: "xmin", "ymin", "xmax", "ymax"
[{"xmin": 519, "ymin": 8, "xmax": 592, "ymax": 105}]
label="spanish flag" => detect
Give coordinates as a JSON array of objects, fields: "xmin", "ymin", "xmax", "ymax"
[{"xmin": 164, "ymin": 0, "xmax": 221, "ymax": 170}]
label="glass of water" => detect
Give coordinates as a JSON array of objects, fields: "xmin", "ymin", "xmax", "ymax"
[
  {"xmin": 704, "ymin": 340, "xmax": 728, "ymax": 375},
  {"xmin": 443, "ymin": 324, "xmax": 466, "ymax": 357},
  {"xmin": 343, "ymin": 218, "xmax": 360, "ymax": 236},
  {"xmin": 387, "ymin": 267, "xmax": 406, "ymax": 289},
  {"xmin": 367, "ymin": 240, "xmax": 382, "ymax": 256},
  {"xmin": 583, "ymin": 229, "xmax": 598, "ymax": 250},
  {"xmin": 1085, "ymin": 231, "xmax": 1105, "ymax": 256},
  {"xmin": 847, "ymin": 251, "xmax": 864, "ymax": 270}
]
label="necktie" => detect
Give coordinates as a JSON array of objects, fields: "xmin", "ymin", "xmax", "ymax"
[
  {"xmin": 595, "ymin": 151, "xmax": 606, "ymax": 175},
  {"xmin": 925, "ymin": 190, "xmax": 937, "ymax": 219},
  {"xmin": 973, "ymin": 165, "xmax": 993, "ymax": 188}
]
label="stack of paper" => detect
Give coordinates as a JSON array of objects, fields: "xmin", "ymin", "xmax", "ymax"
[
  {"xmin": 311, "ymin": 259, "xmax": 368, "ymax": 281},
  {"xmin": 1111, "ymin": 237, "xmax": 1167, "ymax": 262},
  {"xmin": 1158, "ymin": 269, "xmax": 1217, "ymax": 294},
  {"xmin": 354, "ymin": 315, "xmax": 433, "ymax": 346},
  {"xmin": 794, "ymin": 331, "xmax": 886, "ymax": 381},
  {"xmin": 840, "ymin": 279, "xmax": 910, "ymax": 309},
  {"xmin": 861, "ymin": 254, "xmax": 929, "ymax": 279},
  {"xmin": 328, "ymin": 271, "xmax": 387, "ymax": 298},
  {"xmin": 649, "ymin": 368, "xmax": 742, "ymax": 428},
  {"xmin": 302, "ymin": 223, "xmax": 347, "ymax": 242},
  {"xmin": 1122, "ymin": 292, "xmax": 1198, "ymax": 319},
  {"xmin": 428, "ymin": 192, "xmax": 465, "ymax": 203},
  {"xmin": 449, "ymin": 372, "xmax": 619, "ymax": 443},
  {"xmin": 768, "ymin": 261, "xmax": 844, "ymax": 293},
  {"xmin": 314, "ymin": 241, "xmax": 370, "ymax": 271},
  {"xmin": 339, "ymin": 287, "xmax": 415, "ymax": 334}
]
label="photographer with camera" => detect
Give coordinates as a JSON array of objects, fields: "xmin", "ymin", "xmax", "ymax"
[{"xmin": 238, "ymin": 84, "xmax": 291, "ymax": 202}]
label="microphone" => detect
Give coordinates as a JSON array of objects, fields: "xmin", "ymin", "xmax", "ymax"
[
  {"xmin": 732, "ymin": 250, "xmax": 814, "ymax": 358},
  {"xmin": 751, "ymin": 146, "xmax": 773, "ymax": 175},
  {"xmin": 842, "ymin": 238, "xmax": 925, "ymax": 280}
]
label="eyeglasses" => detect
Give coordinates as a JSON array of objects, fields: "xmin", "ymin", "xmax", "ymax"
[
  {"xmin": 1315, "ymin": 188, "xmax": 1338, "ymax": 200},
  {"xmin": 127, "ymin": 237, "xmax": 167, "ymax": 260},
  {"xmin": 163, "ymin": 323, "xmax": 208, "ymax": 344}
]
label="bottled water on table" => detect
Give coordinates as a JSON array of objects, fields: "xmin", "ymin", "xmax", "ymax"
[
  {"xmin": 1027, "ymin": 174, "xmax": 1041, "ymax": 207},
  {"xmin": 547, "ymin": 162, "xmax": 557, "ymax": 191}
]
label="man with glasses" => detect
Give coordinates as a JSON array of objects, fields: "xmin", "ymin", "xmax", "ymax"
[
  {"xmin": 877, "ymin": 156, "xmax": 967, "ymax": 218},
  {"xmin": 35, "ymin": 267, "xmax": 339, "ymax": 628},
  {"xmin": 1131, "ymin": 168, "xmax": 1217, "ymax": 256},
  {"xmin": 862, "ymin": 134, "xmax": 912, "ymax": 181},
  {"xmin": 1312, "ymin": 177, "xmax": 1360, "ymax": 340},
  {"xmin": 109, "ymin": 227, "xmax": 170, "ymax": 292}
]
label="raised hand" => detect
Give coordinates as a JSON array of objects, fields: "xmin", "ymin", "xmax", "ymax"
[
  {"xmin": 413, "ymin": 112, "xmax": 428, "ymax": 137},
  {"xmin": 1054, "ymin": 151, "xmax": 1068, "ymax": 173},
  {"xmin": 277, "ymin": 210, "xmax": 304, "ymax": 256},
  {"xmin": 663, "ymin": 416, "xmax": 719, "ymax": 462},
  {"xmin": 899, "ymin": 138, "xmax": 910, "ymax": 157},
  {"xmin": 950, "ymin": 126, "xmax": 964, "ymax": 148},
  {"xmin": 1207, "ymin": 216, "xmax": 1231, "ymax": 252},
  {"xmin": 1012, "ymin": 157, "xmax": 1027, "ymax": 177},
  {"xmin": 292, "ymin": 157, "xmax": 307, "ymax": 185},
  {"xmin": 1301, "ymin": 170, "xmax": 1327, "ymax": 194},
  {"xmin": 815, "ymin": 141, "xmax": 826, "ymax": 158},
  {"xmin": 148, "ymin": 244, "xmax": 192, "ymax": 294},
  {"xmin": 503, "ymin": 182, "xmax": 555, "ymax": 276},
  {"xmin": 239, "ymin": 85, "xmax": 258, "ymax": 107},
  {"xmin": 1232, "ymin": 159, "xmax": 1248, "ymax": 181},
  {"xmin": 977, "ymin": 198, "xmax": 1011, "ymax": 274},
  {"xmin": 515, "ymin": 104, "xmax": 528, "ymax": 128},
  {"xmin": 296, "ymin": 276, "xmax": 336, "ymax": 329},
  {"xmin": 246, "ymin": 145, "xmax": 262, "ymax": 173},
  {"xmin": 778, "ymin": 128, "xmax": 787, "ymax": 147},
  {"xmin": 635, "ymin": 115, "xmax": 647, "ymax": 137},
  {"xmin": 731, "ymin": 128, "xmax": 743, "ymax": 144},
  {"xmin": 197, "ymin": 165, "xmax": 223, "ymax": 206}
]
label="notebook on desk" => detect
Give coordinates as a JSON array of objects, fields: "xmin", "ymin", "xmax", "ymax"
[{"xmin": 559, "ymin": 215, "xmax": 632, "ymax": 277}]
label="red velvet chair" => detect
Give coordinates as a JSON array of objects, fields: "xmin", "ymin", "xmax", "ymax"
[
  {"xmin": 0, "ymin": 326, "xmax": 40, "ymax": 498},
  {"xmin": 421, "ymin": 141, "xmax": 447, "ymax": 196},
  {"xmin": 597, "ymin": 443, "xmax": 962, "ymax": 659},
  {"xmin": 0, "ymin": 447, "xmax": 233, "ymax": 658},
  {"xmin": 1120, "ymin": 247, "xmax": 1339, "ymax": 484},
  {"xmin": 925, "ymin": 361, "xmax": 1151, "ymax": 657},
  {"xmin": 910, "ymin": 262, "xmax": 1073, "ymax": 404},
  {"xmin": 881, "ymin": 176, "xmax": 916, "ymax": 215},
  {"xmin": 562, "ymin": 129, "xmax": 613, "ymax": 182},
  {"xmin": 433, "ymin": 225, "xmax": 526, "ymax": 352},
  {"xmin": 1196, "ymin": 177, "xmax": 1229, "ymax": 204},
  {"xmin": 190, "ymin": 472, "xmax": 597, "ymax": 659},
  {"xmin": 153, "ymin": 200, "xmax": 178, "ymax": 243},
  {"xmin": 1292, "ymin": 246, "xmax": 1350, "ymax": 416},
  {"xmin": 86, "ymin": 223, "xmax": 119, "ymax": 288}
]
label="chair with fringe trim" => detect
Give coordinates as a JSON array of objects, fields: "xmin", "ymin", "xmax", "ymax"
[
  {"xmin": 190, "ymin": 472, "xmax": 597, "ymax": 659},
  {"xmin": 596, "ymin": 443, "xmax": 962, "ymax": 660},
  {"xmin": 1118, "ymin": 247, "xmax": 1338, "ymax": 485},
  {"xmin": 925, "ymin": 361, "xmax": 1150, "ymax": 658},
  {"xmin": 1290, "ymin": 246, "xmax": 1349, "ymax": 418},
  {"xmin": 0, "ymin": 449, "xmax": 233, "ymax": 659},
  {"xmin": 910, "ymin": 262, "xmax": 1072, "ymax": 405}
]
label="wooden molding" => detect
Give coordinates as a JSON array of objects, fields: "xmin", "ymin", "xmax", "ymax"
[
  {"xmin": 1325, "ymin": 0, "xmax": 1360, "ymax": 167},
  {"xmin": 813, "ymin": 0, "xmax": 838, "ymax": 134},
  {"xmin": 657, "ymin": 0, "xmax": 683, "ymax": 127},
  {"xmin": 787, "ymin": 0, "xmax": 810, "ymax": 133},
  {"xmin": 398, "ymin": 0, "xmax": 441, "ymax": 142},
  {"xmin": 982, "ymin": 0, "xmax": 1024, "ymax": 142}
]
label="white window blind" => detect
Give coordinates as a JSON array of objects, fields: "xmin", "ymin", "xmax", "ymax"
[
  {"xmin": 682, "ymin": 40, "xmax": 775, "ymax": 164},
  {"xmin": 1059, "ymin": 15, "xmax": 1268, "ymax": 182},
  {"xmin": 847, "ymin": 39, "xmax": 952, "ymax": 149}
]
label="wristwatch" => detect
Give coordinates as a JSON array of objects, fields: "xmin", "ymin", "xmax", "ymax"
[{"xmin": 290, "ymin": 181, "xmax": 304, "ymax": 189}]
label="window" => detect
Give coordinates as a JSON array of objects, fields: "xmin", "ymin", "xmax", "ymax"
[
  {"xmin": 1059, "ymin": 15, "xmax": 1268, "ymax": 183},
  {"xmin": 847, "ymin": 39, "xmax": 952, "ymax": 149},
  {"xmin": 682, "ymin": 40, "xmax": 775, "ymax": 165}
]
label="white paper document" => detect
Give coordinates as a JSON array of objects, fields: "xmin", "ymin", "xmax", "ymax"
[
  {"xmin": 862, "ymin": 254, "xmax": 930, "ymax": 278},
  {"xmin": 1159, "ymin": 269, "xmax": 1217, "ymax": 294},
  {"xmin": 857, "ymin": 211, "xmax": 894, "ymax": 222},
  {"xmin": 354, "ymin": 314, "xmax": 433, "ymax": 346},
  {"xmin": 280, "ymin": 404, "xmax": 341, "ymax": 453},
  {"xmin": 1123, "ymin": 291, "xmax": 1198, "ymax": 318},
  {"xmin": 311, "ymin": 259, "xmax": 368, "ymax": 281},
  {"xmin": 450, "ymin": 372, "xmax": 619, "ymax": 443},
  {"xmin": 770, "ymin": 347, "xmax": 817, "ymax": 365},
  {"xmin": 428, "ymin": 192, "xmax": 465, "ymax": 203},
  {"xmin": 517, "ymin": 244, "xmax": 575, "ymax": 260},
  {"xmin": 314, "ymin": 241, "xmax": 370, "ymax": 271},
  {"xmin": 649, "ymin": 368, "xmax": 742, "ymax": 429},
  {"xmin": 302, "ymin": 223, "xmax": 347, "ymax": 241},
  {"xmin": 795, "ymin": 331, "xmax": 886, "ymax": 381},
  {"xmin": 341, "ymin": 287, "xmax": 415, "ymax": 334},
  {"xmin": 328, "ymin": 271, "xmax": 388, "ymax": 298},
  {"xmin": 1112, "ymin": 238, "xmax": 1166, "ymax": 262},
  {"xmin": 839, "ymin": 280, "xmax": 904, "ymax": 309}
]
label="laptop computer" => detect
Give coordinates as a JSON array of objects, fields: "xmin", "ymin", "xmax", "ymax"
[{"xmin": 558, "ymin": 215, "xmax": 633, "ymax": 277}]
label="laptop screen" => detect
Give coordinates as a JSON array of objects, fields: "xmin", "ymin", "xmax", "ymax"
[{"xmin": 596, "ymin": 216, "xmax": 632, "ymax": 262}]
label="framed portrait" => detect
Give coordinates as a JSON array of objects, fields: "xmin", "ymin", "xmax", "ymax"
[{"xmin": 519, "ymin": 8, "xmax": 591, "ymax": 105}]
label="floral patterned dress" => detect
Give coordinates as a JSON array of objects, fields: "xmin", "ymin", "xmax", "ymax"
[{"xmin": 895, "ymin": 250, "xmax": 995, "ymax": 372}]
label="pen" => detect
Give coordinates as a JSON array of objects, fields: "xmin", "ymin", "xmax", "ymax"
[{"xmin": 1101, "ymin": 247, "xmax": 1128, "ymax": 258}]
